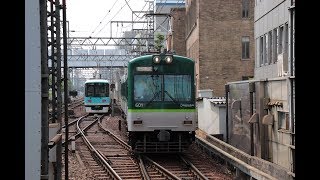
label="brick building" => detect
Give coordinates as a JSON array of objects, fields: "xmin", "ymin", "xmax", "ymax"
[
  {"xmin": 170, "ymin": 8, "xmax": 186, "ymax": 56},
  {"xmin": 179, "ymin": 0, "xmax": 255, "ymax": 97}
]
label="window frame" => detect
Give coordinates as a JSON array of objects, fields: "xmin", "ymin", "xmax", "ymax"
[
  {"xmin": 259, "ymin": 36, "xmax": 264, "ymax": 66},
  {"xmin": 242, "ymin": 0, "xmax": 249, "ymax": 18},
  {"xmin": 241, "ymin": 36, "xmax": 250, "ymax": 60}
]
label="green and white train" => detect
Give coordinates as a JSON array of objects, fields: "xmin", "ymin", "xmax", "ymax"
[{"xmin": 119, "ymin": 53, "xmax": 197, "ymax": 153}]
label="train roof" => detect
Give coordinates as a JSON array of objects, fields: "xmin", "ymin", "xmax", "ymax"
[
  {"xmin": 84, "ymin": 79, "xmax": 109, "ymax": 84},
  {"xmin": 129, "ymin": 54, "xmax": 194, "ymax": 63}
]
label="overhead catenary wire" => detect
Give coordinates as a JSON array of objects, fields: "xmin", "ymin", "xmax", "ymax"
[
  {"xmin": 124, "ymin": 0, "xmax": 141, "ymax": 19},
  {"xmin": 121, "ymin": 1, "xmax": 148, "ymax": 29},
  {"xmin": 156, "ymin": 0, "xmax": 167, "ymax": 13},
  {"xmin": 88, "ymin": 0, "xmax": 120, "ymax": 37},
  {"xmin": 92, "ymin": 0, "xmax": 133, "ymax": 37}
]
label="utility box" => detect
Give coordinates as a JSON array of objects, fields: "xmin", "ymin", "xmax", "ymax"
[
  {"xmin": 197, "ymin": 97, "xmax": 226, "ymax": 141},
  {"xmin": 198, "ymin": 89, "xmax": 213, "ymax": 98}
]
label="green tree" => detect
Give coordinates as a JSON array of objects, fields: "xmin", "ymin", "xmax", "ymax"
[{"xmin": 154, "ymin": 33, "xmax": 165, "ymax": 52}]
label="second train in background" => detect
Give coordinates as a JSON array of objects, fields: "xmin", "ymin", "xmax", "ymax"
[{"xmin": 84, "ymin": 79, "xmax": 111, "ymax": 114}]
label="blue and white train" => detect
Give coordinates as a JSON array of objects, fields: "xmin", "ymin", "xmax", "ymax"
[{"xmin": 84, "ymin": 79, "xmax": 111, "ymax": 114}]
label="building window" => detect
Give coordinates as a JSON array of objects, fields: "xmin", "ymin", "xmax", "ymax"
[
  {"xmin": 283, "ymin": 23, "xmax": 289, "ymax": 72},
  {"xmin": 272, "ymin": 28, "xmax": 278, "ymax": 63},
  {"xmin": 278, "ymin": 26, "xmax": 284, "ymax": 54},
  {"xmin": 260, "ymin": 36, "xmax": 263, "ymax": 66},
  {"xmin": 268, "ymin": 31, "xmax": 272, "ymax": 64},
  {"xmin": 278, "ymin": 111, "xmax": 289, "ymax": 130},
  {"xmin": 242, "ymin": 0, "xmax": 249, "ymax": 18},
  {"xmin": 242, "ymin": 36, "xmax": 250, "ymax": 59},
  {"xmin": 242, "ymin": 76, "xmax": 254, "ymax": 80},
  {"xmin": 284, "ymin": 23, "xmax": 289, "ymax": 56},
  {"xmin": 263, "ymin": 34, "xmax": 267, "ymax": 64},
  {"xmin": 265, "ymin": 34, "xmax": 268, "ymax": 64}
]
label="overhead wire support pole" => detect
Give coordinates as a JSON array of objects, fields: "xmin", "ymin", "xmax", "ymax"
[
  {"xmin": 47, "ymin": 0, "xmax": 63, "ymax": 179},
  {"xmin": 62, "ymin": 0, "xmax": 69, "ymax": 179},
  {"xmin": 40, "ymin": 0, "xmax": 49, "ymax": 178},
  {"xmin": 55, "ymin": 2, "xmax": 63, "ymax": 179}
]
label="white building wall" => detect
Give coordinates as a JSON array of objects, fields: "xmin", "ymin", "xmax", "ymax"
[
  {"xmin": 254, "ymin": 0, "xmax": 293, "ymax": 80},
  {"xmin": 197, "ymin": 98, "xmax": 226, "ymax": 141},
  {"xmin": 254, "ymin": 0, "xmax": 295, "ymax": 173},
  {"xmin": 25, "ymin": 0, "xmax": 41, "ymax": 179},
  {"xmin": 266, "ymin": 79, "xmax": 292, "ymax": 170}
]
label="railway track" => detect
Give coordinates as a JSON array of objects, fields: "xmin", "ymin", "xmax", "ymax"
[
  {"xmin": 63, "ymin": 107, "xmax": 234, "ymax": 180},
  {"xmin": 141, "ymin": 151, "xmax": 231, "ymax": 180},
  {"xmin": 75, "ymin": 114, "xmax": 147, "ymax": 179}
]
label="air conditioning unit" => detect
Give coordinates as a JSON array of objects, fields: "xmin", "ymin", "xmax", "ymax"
[{"xmin": 277, "ymin": 53, "xmax": 288, "ymax": 77}]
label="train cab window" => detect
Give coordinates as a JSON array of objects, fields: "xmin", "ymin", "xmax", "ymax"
[
  {"xmin": 95, "ymin": 83, "xmax": 109, "ymax": 97},
  {"xmin": 164, "ymin": 75, "xmax": 191, "ymax": 102},
  {"xmin": 85, "ymin": 85, "xmax": 95, "ymax": 97},
  {"xmin": 134, "ymin": 75, "xmax": 162, "ymax": 102}
]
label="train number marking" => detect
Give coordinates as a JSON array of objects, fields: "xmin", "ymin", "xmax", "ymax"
[{"xmin": 135, "ymin": 103, "xmax": 144, "ymax": 107}]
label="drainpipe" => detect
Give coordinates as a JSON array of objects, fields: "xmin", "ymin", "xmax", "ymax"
[
  {"xmin": 249, "ymin": 82, "xmax": 255, "ymax": 156},
  {"xmin": 288, "ymin": 0, "xmax": 295, "ymax": 173},
  {"xmin": 62, "ymin": 0, "xmax": 69, "ymax": 179},
  {"xmin": 40, "ymin": 0, "xmax": 49, "ymax": 178},
  {"xmin": 225, "ymin": 84, "xmax": 229, "ymax": 143}
]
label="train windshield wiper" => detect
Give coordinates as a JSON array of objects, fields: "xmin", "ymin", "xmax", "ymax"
[
  {"xmin": 145, "ymin": 91, "xmax": 161, "ymax": 106},
  {"xmin": 164, "ymin": 91, "xmax": 179, "ymax": 105}
]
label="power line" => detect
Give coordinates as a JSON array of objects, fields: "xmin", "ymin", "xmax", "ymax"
[
  {"xmin": 122, "ymin": 2, "xmax": 149, "ymax": 29},
  {"xmin": 89, "ymin": 0, "xmax": 120, "ymax": 37},
  {"xmin": 123, "ymin": 0, "xmax": 141, "ymax": 18},
  {"xmin": 157, "ymin": 0, "xmax": 167, "ymax": 13},
  {"xmin": 93, "ymin": 0, "xmax": 132, "ymax": 37}
]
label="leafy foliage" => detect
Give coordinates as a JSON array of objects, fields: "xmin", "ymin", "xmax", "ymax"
[{"xmin": 154, "ymin": 33, "xmax": 165, "ymax": 52}]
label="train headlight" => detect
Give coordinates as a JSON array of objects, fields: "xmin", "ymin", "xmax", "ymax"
[
  {"xmin": 153, "ymin": 56, "xmax": 161, "ymax": 64},
  {"xmin": 165, "ymin": 56, "xmax": 173, "ymax": 64}
]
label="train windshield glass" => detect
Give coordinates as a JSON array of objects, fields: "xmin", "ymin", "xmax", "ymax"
[
  {"xmin": 85, "ymin": 83, "xmax": 109, "ymax": 97},
  {"xmin": 85, "ymin": 84, "xmax": 95, "ymax": 97},
  {"xmin": 164, "ymin": 75, "xmax": 191, "ymax": 102},
  {"xmin": 134, "ymin": 75, "xmax": 162, "ymax": 102},
  {"xmin": 95, "ymin": 83, "xmax": 109, "ymax": 97},
  {"xmin": 134, "ymin": 74, "xmax": 191, "ymax": 103}
]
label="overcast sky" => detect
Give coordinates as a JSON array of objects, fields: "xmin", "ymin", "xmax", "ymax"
[{"xmin": 66, "ymin": 0, "xmax": 149, "ymax": 37}]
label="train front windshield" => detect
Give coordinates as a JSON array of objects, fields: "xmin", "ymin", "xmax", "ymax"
[
  {"xmin": 85, "ymin": 83, "xmax": 109, "ymax": 97},
  {"xmin": 134, "ymin": 75, "xmax": 191, "ymax": 102}
]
